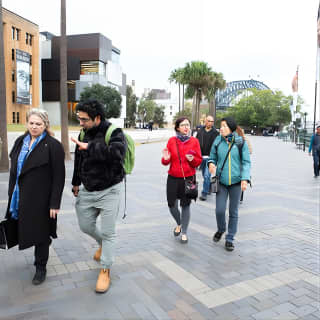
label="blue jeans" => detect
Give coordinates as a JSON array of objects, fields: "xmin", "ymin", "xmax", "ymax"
[
  {"xmin": 215, "ymin": 182, "xmax": 242, "ymax": 242},
  {"xmin": 313, "ymin": 150, "xmax": 320, "ymax": 176},
  {"xmin": 200, "ymin": 158, "xmax": 211, "ymax": 196}
]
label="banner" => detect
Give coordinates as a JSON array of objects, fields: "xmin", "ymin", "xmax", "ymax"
[{"xmin": 16, "ymin": 49, "xmax": 30, "ymax": 105}]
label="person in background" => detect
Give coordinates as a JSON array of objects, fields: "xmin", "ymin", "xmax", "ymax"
[
  {"xmin": 208, "ymin": 117, "xmax": 251, "ymax": 252},
  {"xmin": 6, "ymin": 109, "xmax": 65, "ymax": 285},
  {"xmin": 162, "ymin": 117, "xmax": 202, "ymax": 244},
  {"xmin": 308, "ymin": 125, "xmax": 320, "ymax": 178},
  {"xmin": 196, "ymin": 115, "xmax": 219, "ymax": 201}
]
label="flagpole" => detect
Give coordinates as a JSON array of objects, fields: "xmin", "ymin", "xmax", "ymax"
[{"xmin": 315, "ymin": 2, "xmax": 320, "ymax": 132}]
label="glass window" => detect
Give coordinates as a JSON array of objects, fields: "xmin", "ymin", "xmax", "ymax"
[
  {"xmin": 12, "ymin": 27, "xmax": 15, "ymax": 40},
  {"xmin": 29, "ymin": 74, "xmax": 32, "ymax": 85},
  {"xmin": 12, "ymin": 112, "xmax": 15, "ymax": 123},
  {"xmin": 111, "ymin": 51, "xmax": 120, "ymax": 64},
  {"xmin": 80, "ymin": 61, "xmax": 99, "ymax": 74},
  {"xmin": 11, "ymin": 49, "xmax": 14, "ymax": 60},
  {"xmin": 99, "ymin": 61, "xmax": 106, "ymax": 76},
  {"xmin": 30, "ymin": 55, "xmax": 32, "ymax": 66},
  {"xmin": 29, "ymin": 35, "xmax": 32, "ymax": 46},
  {"xmin": 26, "ymin": 33, "xmax": 29, "ymax": 45},
  {"xmin": 17, "ymin": 112, "xmax": 20, "ymax": 124},
  {"xmin": 12, "ymin": 91, "xmax": 15, "ymax": 103},
  {"xmin": 12, "ymin": 71, "xmax": 15, "ymax": 82},
  {"xmin": 16, "ymin": 29, "xmax": 20, "ymax": 41}
]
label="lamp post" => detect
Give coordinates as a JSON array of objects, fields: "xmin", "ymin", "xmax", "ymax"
[{"xmin": 303, "ymin": 112, "xmax": 307, "ymax": 151}]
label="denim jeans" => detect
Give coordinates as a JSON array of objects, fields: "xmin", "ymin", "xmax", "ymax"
[
  {"xmin": 75, "ymin": 183, "xmax": 121, "ymax": 269},
  {"xmin": 215, "ymin": 182, "xmax": 242, "ymax": 242},
  {"xmin": 200, "ymin": 158, "xmax": 211, "ymax": 196},
  {"xmin": 313, "ymin": 150, "xmax": 320, "ymax": 176}
]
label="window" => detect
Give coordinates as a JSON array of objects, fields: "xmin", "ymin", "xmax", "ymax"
[
  {"xmin": 17, "ymin": 112, "xmax": 20, "ymax": 124},
  {"xmin": 170, "ymin": 106, "xmax": 172, "ymax": 110},
  {"xmin": 30, "ymin": 55, "xmax": 32, "ymax": 66},
  {"xmin": 29, "ymin": 74, "xmax": 32, "ymax": 85},
  {"xmin": 12, "ymin": 112, "xmax": 15, "ymax": 123},
  {"xmin": 12, "ymin": 91, "xmax": 15, "ymax": 103},
  {"xmin": 26, "ymin": 33, "xmax": 29, "ymax": 45},
  {"xmin": 11, "ymin": 49, "xmax": 14, "ymax": 61},
  {"xmin": 12, "ymin": 27, "xmax": 15, "ymax": 40},
  {"xmin": 170, "ymin": 112, "xmax": 172, "ymax": 116},
  {"xmin": 16, "ymin": 29, "xmax": 20, "ymax": 41},
  {"xmin": 12, "ymin": 71, "xmax": 15, "ymax": 82},
  {"xmin": 29, "ymin": 35, "xmax": 32, "ymax": 46}
]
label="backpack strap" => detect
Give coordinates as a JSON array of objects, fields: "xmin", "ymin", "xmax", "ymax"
[{"xmin": 105, "ymin": 124, "xmax": 118, "ymax": 145}]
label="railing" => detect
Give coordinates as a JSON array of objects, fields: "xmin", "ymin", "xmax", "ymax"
[{"xmin": 277, "ymin": 131, "xmax": 312, "ymax": 152}]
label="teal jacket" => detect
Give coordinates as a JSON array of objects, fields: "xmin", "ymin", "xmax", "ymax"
[{"xmin": 208, "ymin": 133, "xmax": 251, "ymax": 186}]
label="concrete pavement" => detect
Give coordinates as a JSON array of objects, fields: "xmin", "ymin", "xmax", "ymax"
[{"xmin": 0, "ymin": 136, "xmax": 319, "ymax": 320}]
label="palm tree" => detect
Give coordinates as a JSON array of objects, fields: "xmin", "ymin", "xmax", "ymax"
[
  {"xmin": 60, "ymin": 0, "xmax": 71, "ymax": 160},
  {"xmin": 170, "ymin": 61, "xmax": 214, "ymax": 128},
  {"xmin": 204, "ymin": 72, "xmax": 226, "ymax": 125},
  {"xmin": 0, "ymin": 0, "xmax": 9, "ymax": 172}
]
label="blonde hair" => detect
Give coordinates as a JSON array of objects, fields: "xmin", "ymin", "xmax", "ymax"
[{"xmin": 26, "ymin": 108, "xmax": 54, "ymax": 136}]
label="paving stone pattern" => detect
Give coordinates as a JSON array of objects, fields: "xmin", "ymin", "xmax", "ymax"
[{"xmin": 0, "ymin": 136, "xmax": 319, "ymax": 319}]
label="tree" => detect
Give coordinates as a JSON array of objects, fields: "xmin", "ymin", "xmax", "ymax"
[
  {"xmin": 125, "ymin": 85, "xmax": 137, "ymax": 127},
  {"xmin": 137, "ymin": 99, "xmax": 157, "ymax": 126},
  {"xmin": 0, "ymin": 0, "xmax": 9, "ymax": 172},
  {"xmin": 80, "ymin": 84, "xmax": 122, "ymax": 119},
  {"xmin": 60, "ymin": 0, "xmax": 71, "ymax": 160},
  {"xmin": 204, "ymin": 71, "xmax": 226, "ymax": 124},
  {"xmin": 221, "ymin": 89, "xmax": 292, "ymax": 131},
  {"xmin": 153, "ymin": 105, "xmax": 166, "ymax": 128},
  {"xmin": 173, "ymin": 102, "xmax": 192, "ymax": 122},
  {"xmin": 169, "ymin": 61, "xmax": 221, "ymax": 128}
]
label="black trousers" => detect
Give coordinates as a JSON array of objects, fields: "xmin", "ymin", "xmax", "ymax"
[{"xmin": 34, "ymin": 238, "xmax": 52, "ymax": 269}]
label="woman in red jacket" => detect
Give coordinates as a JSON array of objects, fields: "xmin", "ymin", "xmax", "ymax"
[{"xmin": 161, "ymin": 117, "xmax": 202, "ymax": 243}]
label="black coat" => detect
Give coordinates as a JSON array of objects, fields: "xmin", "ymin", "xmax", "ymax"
[
  {"xmin": 196, "ymin": 127, "xmax": 219, "ymax": 156},
  {"xmin": 6, "ymin": 132, "xmax": 65, "ymax": 250}
]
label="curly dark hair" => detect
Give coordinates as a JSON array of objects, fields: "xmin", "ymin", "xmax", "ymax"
[{"xmin": 75, "ymin": 99, "xmax": 106, "ymax": 121}]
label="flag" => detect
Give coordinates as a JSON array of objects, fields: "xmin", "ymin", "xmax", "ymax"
[{"xmin": 291, "ymin": 70, "xmax": 298, "ymax": 93}]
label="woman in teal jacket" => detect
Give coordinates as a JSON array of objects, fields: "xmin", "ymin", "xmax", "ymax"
[{"xmin": 208, "ymin": 117, "xmax": 251, "ymax": 251}]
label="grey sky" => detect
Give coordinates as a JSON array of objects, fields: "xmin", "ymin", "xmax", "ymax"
[{"xmin": 3, "ymin": 0, "xmax": 319, "ymax": 119}]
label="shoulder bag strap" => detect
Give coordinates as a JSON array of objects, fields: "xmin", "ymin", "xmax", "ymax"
[
  {"xmin": 175, "ymin": 138, "xmax": 186, "ymax": 180},
  {"xmin": 218, "ymin": 140, "xmax": 234, "ymax": 178}
]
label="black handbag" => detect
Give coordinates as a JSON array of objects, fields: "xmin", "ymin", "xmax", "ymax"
[
  {"xmin": 176, "ymin": 139, "xmax": 198, "ymax": 199},
  {"xmin": 0, "ymin": 218, "xmax": 18, "ymax": 250},
  {"xmin": 210, "ymin": 141, "xmax": 234, "ymax": 194}
]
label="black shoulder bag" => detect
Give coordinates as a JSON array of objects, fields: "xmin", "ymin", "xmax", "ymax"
[
  {"xmin": 211, "ymin": 141, "xmax": 235, "ymax": 193},
  {"xmin": 175, "ymin": 139, "xmax": 198, "ymax": 200}
]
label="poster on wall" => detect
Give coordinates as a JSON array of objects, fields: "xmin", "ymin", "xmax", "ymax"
[{"xmin": 16, "ymin": 49, "xmax": 30, "ymax": 105}]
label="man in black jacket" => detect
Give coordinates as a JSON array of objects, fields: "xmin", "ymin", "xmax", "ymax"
[
  {"xmin": 196, "ymin": 116, "xmax": 219, "ymax": 200},
  {"xmin": 71, "ymin": 99, "xmax": 126, "ymax": 293}
]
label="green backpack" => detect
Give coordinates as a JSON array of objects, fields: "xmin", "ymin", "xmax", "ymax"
[{"xmin": 79, "ymin": 124, "xmax": 135, "ymax": 174}]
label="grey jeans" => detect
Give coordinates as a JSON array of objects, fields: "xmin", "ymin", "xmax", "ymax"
[{"xmin": 75, "ymin": 183, "xmax": 121, "ymax": 269}]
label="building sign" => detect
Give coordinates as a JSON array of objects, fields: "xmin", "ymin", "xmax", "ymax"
[{"xmin": 16, "ymin": 49, "xmax": 30, "ymax": 105}]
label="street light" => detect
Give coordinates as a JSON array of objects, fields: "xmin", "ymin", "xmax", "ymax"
[{"xmin": 303, "ymin": 112, "xmax": 307, "ymax": 151}]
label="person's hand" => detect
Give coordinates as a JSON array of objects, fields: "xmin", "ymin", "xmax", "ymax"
[
  {"xmin": 185, "ymin": 154, "xmax": 194, "ymax": 162},
  {"xmin": 50, "ymin": 209, "xmax": 59, "ymax": 219},
  {"xmin": 71, "ymin": 137, "xmax": 88, "ymax": 150},
  {"xmin": 241, "ymin": 180, "xmax": 248, "ymax": 191},
  {"xmin": 72, "ymin": 185, "xmax": 79, "ymax": 197},
  {"xmin": 208, "ymin": 163, "xmax": 216, "ymax": 175},
  {"xmin": 162, "ymin": 148, "xmax": 171, "ymax": 160}
]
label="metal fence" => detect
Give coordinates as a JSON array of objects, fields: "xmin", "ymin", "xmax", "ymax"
[{"xmin": 277, "ymin": 131, "xmax": 312, "ymax": 152}]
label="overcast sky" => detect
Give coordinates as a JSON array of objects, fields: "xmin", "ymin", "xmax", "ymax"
[{"xmin": 3, "ymin": 0, "xmax": 319, "ymax": 119}]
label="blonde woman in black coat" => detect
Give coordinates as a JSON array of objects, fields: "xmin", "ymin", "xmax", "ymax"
[{"xmin": 6, "ymin": 109, "xmax": 65, "ymax": 285}]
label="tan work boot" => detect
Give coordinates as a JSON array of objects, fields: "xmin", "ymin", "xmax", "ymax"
[
  {"xmin": 95, "ymin": 268, "xmax": 110, "ymax": 293},
  {"xmin": 93, "ymin": 247, "xmax": 102, "ymax": 262}
]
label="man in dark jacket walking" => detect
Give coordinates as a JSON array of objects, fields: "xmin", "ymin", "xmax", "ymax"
[
  {"xmin": 71, "ymin": 99, "xmax": 126, "ymax": 293},
  {"xmin": 309, "ymin": 125, "xmax": 320, "ymax": 178},
  {"xmin": 196, "ymin": 116, "xmax": 219, "ymax": 200}
]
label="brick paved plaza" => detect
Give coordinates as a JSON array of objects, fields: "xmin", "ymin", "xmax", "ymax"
[{"xmin": 0, "ymin": 136, "xmax": 319, "ymax": 320}]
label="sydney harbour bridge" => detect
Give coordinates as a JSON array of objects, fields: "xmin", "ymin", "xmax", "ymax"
[{"xmin": 215, "ymin": 79, "xmax": 270, "ymax": 110}]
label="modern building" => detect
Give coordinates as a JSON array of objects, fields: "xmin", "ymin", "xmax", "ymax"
[
  {"xmin": 2, "ymin": 7, "xmax": 39, "ymax": 124},
  {"xmin": 40, "ymin": 32, "xmax": 126, "ymax": 127}
]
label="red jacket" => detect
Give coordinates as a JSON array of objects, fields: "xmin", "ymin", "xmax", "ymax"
[{"xmin": 162, "ymin": 136, "xmax": 202, "ymax": 178}]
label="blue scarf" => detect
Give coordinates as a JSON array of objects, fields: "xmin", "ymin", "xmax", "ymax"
[
  {"xmin": 10, "ymin": 132, "xmax": 47, "ymax": 220},
  {"xmin": 176, "ymin": 132, "xmax": 190, "ymax": 143}
]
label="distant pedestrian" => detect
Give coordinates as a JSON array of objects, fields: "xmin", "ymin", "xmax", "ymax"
[
  {"xmin": 148, "ymin": 121, "xmax": 153, "ymax": 131},
  {"xmin": 161, "ymin": 117, "xmax": 202, "ymax": 244},
  {"xmin": 196, "ymin": 115, "xmax": 219, "ymax": 201},
  {"xmin": 6, "ymin": 109, "xmax": 65, "ymax": 285},
  {"xmin": 308, "ymin": 125, "xmax": 320, "ymax": 178},
  {"xmin": 71, "ymin": 99, "xmax": 126, "ymax": 293},
  {"xmin": 208, "ymin": 117, "xmax": 251, "ymax": 251}
]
